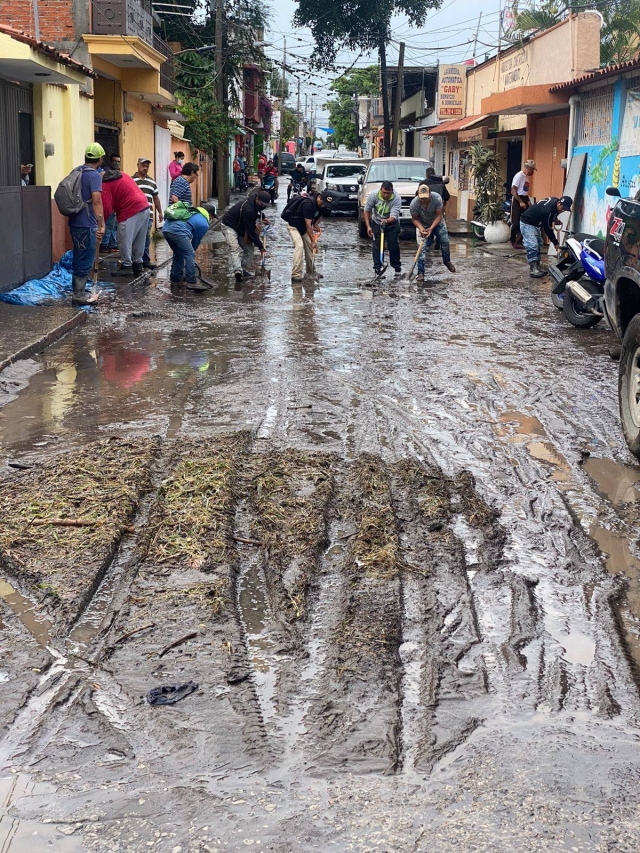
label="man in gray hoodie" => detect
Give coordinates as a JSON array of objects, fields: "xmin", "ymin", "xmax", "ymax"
[{"xmin": 363, "ymin": 180, "xmax": 402, "ymax": 277}]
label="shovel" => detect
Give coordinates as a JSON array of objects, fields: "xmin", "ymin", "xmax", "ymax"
[
  {"xmin": 403, "ymin": 237, "xmax": 428, "ymax": 282},
  {"xmin": 258, "ymin": 224, "xmax": 271, "ymax": 279},
  {"xmin": 370, "ymin": 226, "xmax": 388, "ymax": 282}
]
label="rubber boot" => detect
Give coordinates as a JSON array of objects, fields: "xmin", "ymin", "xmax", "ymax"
[
  {"xmin": 529, "ymin": 261, "xmax": 545, "ymax": 279},
  {"xmin": 132, "ymin": 262, "xmax": 144, "ymax": 276},
  {"xmin": 71, "ymin": 274, "xmax": 96, "ymax": 306}
]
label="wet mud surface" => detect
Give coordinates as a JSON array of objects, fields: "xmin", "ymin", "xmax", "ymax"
[{"xmin": 0, "ymin": 194, "xmax": 640, "ymax": 850}]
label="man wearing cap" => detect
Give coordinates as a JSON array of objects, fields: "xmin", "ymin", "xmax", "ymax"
[
  {"xmin": 101, "ymin": 167, "xmax": 152, "ymax": 277},
  {"xmin": 163, "ymin": 202, "xmax": 217, "ymax": 290},
  {"xmin": 510, "ymin": 160, "xmax": 536, "ymax": 248},
  {"xmin": 68, "ymin": 142, "xmax": 105, "ymax": 306},
  {"xmin": 520, "ymin": 195, "xmax": 573, "ymax": 278},
  {"xmin": 410, "ymin": 184, "xmax": 456, "ymax": 280},
  {"xmin": 282, "ymin": 190, "xmax": 333, "ymax": 281},
  {"xmin": 132, "ymin": 157, "xmax": 163, "ymax": 270},
  {"xmin": 221, "ymin": 191, "xmax": 270, "ymax": 282},
  {"xmin": 364, "ymin": 180, "xmax": 402, "ymax": 277}
]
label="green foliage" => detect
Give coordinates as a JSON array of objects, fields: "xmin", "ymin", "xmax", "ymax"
[
  {"xmin": 269, "ymin": 66, "xmax": 289, "ymax": 100},
  {"xmin": 281, "ymin": 107, "xmax": 298, "ymax": 141},
  {"xmin": 294, "ymin": 0, "xmax": 442, "ymax": 69},
  {"xmin": 508, "ymin": 1, "xmax": 562, "ymax": 36},
  {"xmin": 179, "ymin": 88, "xmax": 239, "ymax": 155},
  {"xmin": 325, "ymin": 66, "xmax": 379, "ymax": 149},
  {"xmin": 470, "ymin": 142, "xmax": 503, "ymax": 225}
]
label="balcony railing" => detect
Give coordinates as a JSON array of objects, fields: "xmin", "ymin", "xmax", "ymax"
[{"xmin": 153, "ymin": 34, "xmax": 176, "ymax": 95}]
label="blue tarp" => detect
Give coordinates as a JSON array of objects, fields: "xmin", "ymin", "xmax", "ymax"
[{"xmin": 0, "ymin": 251, "xmax": 109, "ymax": 307}]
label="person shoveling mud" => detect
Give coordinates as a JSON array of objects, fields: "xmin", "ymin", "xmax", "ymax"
[
  {"xmin": 410, "ymin": 185, "xmax": 456, "ymax": 283},
  {"xmin": 163, "ymin": 202, "xmax": 218, "ymax": 290},
  {"xmin": 221, "ymin": 191, "xmax": 271, "ymax": 283},
  {"xmin": 364, "ymin": 181, "xmax": 402, "ymax": 279},
  {"xmin": 282, "ymin": 190, "xmax": 334, "ymax": 281}
]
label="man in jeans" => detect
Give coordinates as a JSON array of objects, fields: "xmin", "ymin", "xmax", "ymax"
[
  {"xmin": 510, "ymin": 159, "xmax": 536, "ymax": 247},
  {"xmin": 410, "ymin": 184, "xmax": 456, "ymax": 282},
  {"xmin": 221, "ymin": 191, "xmax": 269, "ymax": 282},
  {"xmin": 131, "ymin": 157, "xmax": 163, "ymax": 270},
  {"xmin": 520, "ymin": 195, "xmax": 572, "ymax": 277},
  {"xmin": 363, "ymin": 180, "xmax": 402, "ymax": 276},
  {"xmin": 101, "ymin": 168, "xmax": 152, "ymax": 276},
  {"xmin": 68, "ymin": 142, "xmax": 105, "ymax": 306},
  {"xmin": 163, "ymin": 203, "xmax": 217, "ymax": 290}
]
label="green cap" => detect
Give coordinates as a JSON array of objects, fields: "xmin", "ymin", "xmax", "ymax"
[{"xmin": 85, "ymin": 142, "xmax": 105, "ymax": 159}]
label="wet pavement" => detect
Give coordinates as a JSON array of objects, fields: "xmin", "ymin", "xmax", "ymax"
[{"xmin": 0, "ymin": 191, "xmax": 640, "ymax": 851}]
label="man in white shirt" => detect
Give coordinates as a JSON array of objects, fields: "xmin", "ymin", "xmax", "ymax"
[{"xmin": 510, "ymin": 159, "xmax": 536, "ymax": 248}]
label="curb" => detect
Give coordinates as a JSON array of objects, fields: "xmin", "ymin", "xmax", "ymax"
[{"xmin": 0, "ymin": 310, "xmax": 88, "ymax": 375}]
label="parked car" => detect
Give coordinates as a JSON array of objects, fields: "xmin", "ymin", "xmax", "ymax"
[
  {"xmin": 357, "ymin": 156, "xmax": 430, "ymax": 237},
  {"xmin": 274, "ymin": 151, "xmax": 296, "ymax": 175},
  {"xmin": 316, "ymin": 160, "xmax": 369, "ymax": 213},
  {"xmin": 334, "ymin": 150, "xmax": 360, "ymax": 159},
  {"xmin": 603, "ymin": 186, "xmax": 640, "ymax": 457}
]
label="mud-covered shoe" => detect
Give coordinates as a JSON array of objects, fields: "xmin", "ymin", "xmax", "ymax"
[
  {"xmin": 444, "ymin": 261, "xmax": 456, "ymax": 272},
  {"xmin": 415, "ymin": 273, "xmax": 425, "ymax": 285},
  {"xmin": 242, "ymin": 270, "xmax": 255, "ymax": 279},
  {"xmin": 393, "ymin": 268, "xmax": 402, "ymax": 278},
  {"xmin": 112, "ymin": 265, "xmax": 134, "ymax": 277},
  {"xmin": 529, "ymin": 262, "xmax": 545, "ymax": 278}
]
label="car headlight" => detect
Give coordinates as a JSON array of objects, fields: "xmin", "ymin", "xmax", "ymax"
[{"xmin": 326, "ymin": 182, "xmax": 338, "ymax": 190}]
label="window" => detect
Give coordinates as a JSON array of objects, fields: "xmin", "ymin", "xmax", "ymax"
[
  {"xmin": 575, "ymin": 85, "xmax": 615, "ymax": 147},
  {"xmin": 367, "ymin": 162, "xmax": 427, "ymax": 183},
  {"xmin": 326, "ymin": 164, "xmax": 367, "ymax": 179}
]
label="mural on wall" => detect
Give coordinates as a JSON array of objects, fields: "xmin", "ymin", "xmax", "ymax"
[{"xmin": 575, "ymin": 87, "xmax": 640, "ymax": 236}]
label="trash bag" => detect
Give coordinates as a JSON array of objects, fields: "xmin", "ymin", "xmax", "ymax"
[{"xmin": 146, "ymin": 681, "xmax": 199, "ymax": 706}]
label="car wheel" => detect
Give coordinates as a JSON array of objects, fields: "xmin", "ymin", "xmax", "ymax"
[
  {"xmin": 562, "ymin": 281, "xmax": 602, "ymax": 328},
  {"xmin": 619, "ymin": 314, "xmax": 640, "ymax": 458},
  {"xmin": 358, "ymin": 212, "xmax": 368, "ymax": 239}
]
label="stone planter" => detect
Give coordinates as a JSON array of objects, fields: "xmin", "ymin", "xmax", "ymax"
[{"xmin": 483, "ymin": 220, "xmax": 510, "ymax": 244}]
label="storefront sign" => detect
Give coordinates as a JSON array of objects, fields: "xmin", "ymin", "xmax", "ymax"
[
  {"xmin": 619, "ymin": 90, "xmax": 640, "ymax": 158},
  {"xmin": 437, "ymin": 65, "xmax": 466, "ymax": 119},
  {"xmin": 501, "ymin": 47, "xmax": 528, "ymax": 91}
]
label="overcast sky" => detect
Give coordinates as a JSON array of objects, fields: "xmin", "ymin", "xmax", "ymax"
[{"xmin": 263, "ymin": 0, "xmax": 505, "ymax": 120}]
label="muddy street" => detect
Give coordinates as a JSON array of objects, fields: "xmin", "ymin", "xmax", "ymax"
[{"xmin": 1, "ymin": 195, "xmax": 640, "ymax": 852}]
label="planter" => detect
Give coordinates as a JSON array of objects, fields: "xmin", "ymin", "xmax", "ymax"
[{"xmin": 483, "ymin": 220, "xmax": 510, "ymax": 244}]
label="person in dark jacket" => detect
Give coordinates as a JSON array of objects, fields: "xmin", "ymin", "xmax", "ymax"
[
  {"xmin": 164, "ymin": 202, "xmax": 217, "ymax": 289},
  {"xmin": 419, "ymin": 167, "xmax": 450, "ymax": 205},
  {"xmin": 221, "ymin": 191, "xmax": 270, "ymax": 282},
  {"xmin": 520, "ymin": 195, "xmax": 573, "ymax": 277},
  {"xmin": 282, "ymin": 190, "xmax": 334, "ymax": 280}
]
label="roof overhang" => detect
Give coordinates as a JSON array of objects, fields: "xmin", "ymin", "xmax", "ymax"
[
  {"xmin": 83, "ymin": 34, "xmax": 163, "ymax": 71},
  {"xmin": 0, "ymin": 31, "xmax": 88, "ymax": 85},
  {"xmin": 427, "ymin": 114, "xmax": 489, "ymax": 136},
  {"xmin": 481, "ymin": 85, "xmax": 568, "ymax": 116}
]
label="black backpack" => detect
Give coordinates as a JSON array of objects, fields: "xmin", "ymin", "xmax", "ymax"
[{"xmin": 281, "ymin": 195, "xmax": 307, "ymax": 223}]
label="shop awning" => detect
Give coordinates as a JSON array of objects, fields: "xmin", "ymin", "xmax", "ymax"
[
  {"xmin": 427, "ymin": 114, "xmax": 488, "ymax": 135},
  {"xmin": 481, "ymin": 85, "xmax": 568, "ymax": 116}
]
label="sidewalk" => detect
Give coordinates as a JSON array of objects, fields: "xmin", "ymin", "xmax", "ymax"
[{"xmin": 0, "ymin": 303, "xmax": 87, "ymax": 373}]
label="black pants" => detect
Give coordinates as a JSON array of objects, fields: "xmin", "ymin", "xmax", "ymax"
[
  {"xmin": 371, "ymin": 221, "xmax": 400, "ymax": 271},
  {"xmin": 510, "ymin": 195, "xmax": 529, "ymax": 243}
]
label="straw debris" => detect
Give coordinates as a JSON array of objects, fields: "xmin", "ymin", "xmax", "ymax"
[
  {"xmin": 144, "ymin": 433, "xmax": 250, "ymax": 572},
  {"xmin": 246, "ymin": 450, "xmax": 334, "ymax": 620},
  {"xmin": 350, "ymin": 455, "xmax": 402, "ymax": 580},
  {"xmin": 455, "ymin": 470, "xmax": 500, "ymax": 529},
  {"xmin": 0, "ymin": 437, "xmax": 156, "ymax": 609}
]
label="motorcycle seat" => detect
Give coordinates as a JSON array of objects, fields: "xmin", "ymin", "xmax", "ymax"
[{"xmin": 583, "ymin": 238, "xmax": 605, "ymax": 257}]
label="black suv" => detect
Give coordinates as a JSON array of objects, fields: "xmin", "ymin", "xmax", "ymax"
[
  {"xmin": 274, "ymin": 152, "xmax": 296, "ymax": 175},
  {"xmin": 603, "ymin": 187, "xmax": 640, "ymax": 457}
]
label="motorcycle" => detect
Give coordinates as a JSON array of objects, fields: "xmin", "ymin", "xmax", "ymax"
[
  {"xmin": 288, "ymin": 179, "xmax": 306, "ymax": 199},
  {"xmin": 261, "ymin": 174, "xmax": 277, "ymax": 205},
  {"xmin": 549, "ymin": 233, "xmax": 605, "ymax": 328},
  {"xmin": 234, "ymin": 169, "xmax": 248, "ymax": 192}
]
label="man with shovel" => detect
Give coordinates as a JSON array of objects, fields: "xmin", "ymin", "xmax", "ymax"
[
  {"xmin": 364, "ymin": 181, "xmax": 402, "ymax": 278},
  {"xmin": 410, "ymin": 185, "xmax": 456, "ymax": 283},
  {"xmin": 221, "ymin": 190, "xmax": 270, "ymax": 283}
]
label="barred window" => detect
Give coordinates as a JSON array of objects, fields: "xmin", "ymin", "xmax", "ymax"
[{"xmin": 575, "ymin": 85, "xmax": 615, "ymax": 147}]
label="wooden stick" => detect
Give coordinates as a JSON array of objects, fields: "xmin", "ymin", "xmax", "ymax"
[
  {"xmin": 158, "ymin": 631, "xmax": 198, "ymax": 658},
  {"xmin": 233, "ymin": 536, "xmax": 263, "ymax": 546},
  {"xmin": 112, "ymin": 622, "xmax": 156, "ymax": 646}
]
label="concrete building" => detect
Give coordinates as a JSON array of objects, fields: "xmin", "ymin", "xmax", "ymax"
[{"xmin": 427, "ymin": 11, "xmax": 602, "ymax": 221}]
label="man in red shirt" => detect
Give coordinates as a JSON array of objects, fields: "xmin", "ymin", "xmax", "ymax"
[{"xmin": 101, "ymin": 168, "xmax": 152, "ymax": 275}]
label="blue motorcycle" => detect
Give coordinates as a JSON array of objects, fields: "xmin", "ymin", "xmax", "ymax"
[
  {"xmin": 549, "ymin": 233, "xmax": 605, "ymax": 328},
  {"xmin": 260, "ymin": 174, "xmax": 277, "ymax": 205}
]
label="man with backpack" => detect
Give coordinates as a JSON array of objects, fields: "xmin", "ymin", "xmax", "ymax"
[
  {"xmin": 281, "ymin": 189, "xmax": 334, "ymax": 281},
  {"xmin": 221, "ymin": 191, "xmax": 270, "ymax": 282},
  {"xmin": 54, "ymin": 142, "xmax": 106, "ymax": 306}
]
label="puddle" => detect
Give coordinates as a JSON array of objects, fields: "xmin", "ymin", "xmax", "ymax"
[
  {"xmin": 0, "ymin": 579, "xmax": 52, "ymax": 648},
  {"xmin": 0, "ymin": 774, "xmax": 85, "ymax": 852},
  {"xmin": 499, "ymin": 409, "xmax": 546, "ymax": 437},
  {"xmin": 583, "ymin": 456, "xmax": 640, "ymax": 507}
]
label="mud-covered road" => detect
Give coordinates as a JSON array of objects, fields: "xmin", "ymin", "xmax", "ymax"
[{"xmin": 1, "ymin": 190, "xmax": 640, "ymax": 852}]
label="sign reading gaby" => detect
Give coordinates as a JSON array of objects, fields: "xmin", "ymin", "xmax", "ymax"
[{"xmin": 437, "ymin": 64, "xmax": 466, "ymax": 119}]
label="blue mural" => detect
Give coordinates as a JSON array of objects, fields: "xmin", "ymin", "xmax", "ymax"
[{"xmin": 573, "ymin": 78, "xmax": 640, "ymax": 237}]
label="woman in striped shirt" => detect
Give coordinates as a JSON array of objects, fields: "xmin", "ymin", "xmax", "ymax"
[{"xmin": 169, "ymin": 162, "xmax": 199, "ymax": 205}]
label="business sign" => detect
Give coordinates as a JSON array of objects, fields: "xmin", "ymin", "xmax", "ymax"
[
  {"xmin": 501, "ymin": 46, "xmax": 529, "ymax": 91},
  {"xmin": 437, "ymin": 64, "xmax": 466, "ymax": 119},
  {"xmin": 619, "ymin": 90, "xmax": 640, "ymax": 158}
]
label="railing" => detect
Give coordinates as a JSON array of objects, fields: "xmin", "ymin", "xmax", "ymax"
[
  {"xmin": 91, "ymin": 0, "xmax": 154, "ymax": 45},
  {"xmin": 153, "ymin": 33, "xmax": 176, "ymax": 95}
]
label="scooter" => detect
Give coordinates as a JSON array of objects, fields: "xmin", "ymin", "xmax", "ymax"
[
  {"xmin": 261, "ymin": 174, "xmax": 277, "ymax": 204},
  {"xmin": 549, "ymin": 233, "xmax": 605, "ymax": 328},
  {"xmin": 288, "ymin": 179, "xmax": 307, "ymax": 199}
]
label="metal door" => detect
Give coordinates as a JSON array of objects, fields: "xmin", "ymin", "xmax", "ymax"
[{"xmin": 154, "ymin": 124, "xmax": 171, "ymax": 206}]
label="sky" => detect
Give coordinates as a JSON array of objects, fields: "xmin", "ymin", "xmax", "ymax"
[{"xmin": 262, "ymin": 0, "xmax": 506, "ymax": 121}]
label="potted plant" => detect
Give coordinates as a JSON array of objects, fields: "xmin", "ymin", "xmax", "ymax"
[{"xmin": 470, "ymin": 141, "xmax": 510, "ymax": 243}]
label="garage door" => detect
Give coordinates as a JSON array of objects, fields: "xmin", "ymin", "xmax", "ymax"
[{"xmin": 154, "ymin": 125, "xmax": 172, "ymax": 205}]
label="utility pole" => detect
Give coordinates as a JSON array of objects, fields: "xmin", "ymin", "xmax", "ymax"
[
  {"xmin": 391, "ymin": 41, "xmax": 405, "ymax": 157},
  {"xmin": 214, "ymin": 0, "xmax": 228, "ymax": 209},
  {"xmin": 472, "ymin": 12, "xmax": 482, "ymax": 61},
  {"xmin": 296, "ymin": 77, "xmax": 301, "ymax": 157},
  {"xmin": 278, "ymin": 36, "xmax": 286, "ymax": 176},
  {"xmin": 304, "ymin": 92, "xmax": 308, "ymax": 152},
  {"xmin": 379, "ymin": 36, "xmax": 391, "ymax": 157},
  {"xmin": 353, "ymin": 87, "xmax": 359, "ymax": 151}
]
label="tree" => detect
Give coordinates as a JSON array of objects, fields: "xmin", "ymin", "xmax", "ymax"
[
  {"xmin": 326, "ymin": 66, "xmax": 379, "ymax": 148},
  {"xmin": 281, "ymin": 107, "xmax": 298, "ymax": 141},
  {"xmin": 294, "ymin": 0, "xmax": 442, "ymax": 155},
  {"xmin": 269, "ymin": 66, "xmax": 289, "ymax": 100}
]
